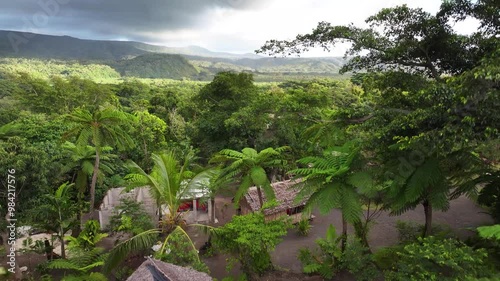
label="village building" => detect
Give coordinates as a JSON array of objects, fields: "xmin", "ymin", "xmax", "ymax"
[
  {"xmin": 98, "ymin": 186, "xmax": 213, "ymax": 230},
  {"xmin": 239, "ymin": 180, "xmax": 312, "ymax": 223},
  {"xmin": 127, "ymin": 257, "xmax": 212, "ymax": 281}
]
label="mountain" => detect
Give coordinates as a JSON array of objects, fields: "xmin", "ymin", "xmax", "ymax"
[
  {"xmin": 0, "ymin": 30, "xmax": 348, "ymax": 81},
  {"xmin": 0, "ymin": 30, "xmax": 261, "ymax": 60},
  {"xmin": 110, "ymin": 53, "xmax": 199, "ymax": 79}
]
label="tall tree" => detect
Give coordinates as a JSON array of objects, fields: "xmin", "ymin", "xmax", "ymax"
[
  {"xmin": 210, "ymin": 146, "xmax": 289, "ymax": 208},
  {"xmin": 193, "ymin": 72, "xmax": 267, "ymax": 158},
  {"xmin": 31, "ymin": 182, "xmax": 78, "ymax": 259},
  {"xmin": 64, "ymin": 107, "xmax": 135, "ymax": 214},
  {"xmin": 61, "ymin": 141, "xmax": 116, "ymax": 235},
  {"xmin": 257, "ymin": 2, "xmax": 496, "ymax": 79},
  {"xmin": 290, "ymin": 143, "xmax": 363, "ymax": 251},
  {"xmin": 124, "ymin": 150, "xmax": 216, "ymax": 233}
]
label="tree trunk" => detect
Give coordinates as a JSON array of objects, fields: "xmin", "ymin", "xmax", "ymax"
[
  {"xmin": 422, "ymin": 200, "xmax": 433, "ymax": 237},
  {"xmin": 73, "ymin": 209, "xmax": 83, "ymax": 238},
  {"xmin": 341, "ymin": 215, "xmax": 347, "ymax": 253},
  {"xmin": 257, "ymin": 187, "xmax": 264, "ymax": 208},
  {"xmin": 59, "ymin": 233, "xmax": 66, "ymax": 259},
  {"xmin": 89, "ymin": 149, "xmax": 100, "ymax": 215},
  {"xmin": 59, "ymin": 210, "xmax": 66, "ymax": 259}
]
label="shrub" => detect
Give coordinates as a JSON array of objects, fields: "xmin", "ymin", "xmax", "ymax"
[
  {"xmin": 213, "ymin": 212, "xmax": 289, "ymax": 278},
  {"xmin": 298, "ymin": 224, "xmax": 379, "ymax": 281},
  {"xmin": 296, "ymin": 219, "xmax": 312, "ymax": 236},
  {"xmin": 372, "ymin": 245, "xmax": 403, "ymax": 271},
  {"xmin": 108, "ymin": 197, "xmax": 155, "ymax": 236},
  {"xmin": 384, "ymin": 236, "xmax": 494, "ymax": 281},
  {"xmin": 395, "ymin": 220, "xmax": 453, "ymax": 243},
  {"xmin": 154, "ymin": 229, "xmax": 210, "ymax": 274}
]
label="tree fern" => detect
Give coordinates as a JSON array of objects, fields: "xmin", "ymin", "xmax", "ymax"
[
  {"xmin": 64, "ymin": 107, "xmax": 135, "ymax": 212},
  {"xmin": 290, "ymin": 143, "xmax": 363, "ymax": 251},
  {"xmin": 210, "ymin": 146, "xmax": 290, "ymax": 208}
]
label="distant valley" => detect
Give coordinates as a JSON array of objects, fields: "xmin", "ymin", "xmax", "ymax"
[{"xmin": 0, "ymin": 30, "xmax": 347, "ymax": 81}]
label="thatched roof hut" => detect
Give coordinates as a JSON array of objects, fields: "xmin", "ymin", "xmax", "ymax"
[
  {"xmin": 242, "ymin": 180, "xmax": 307, "ymax": 216},
  {"xmin": 126, "ymin": 257, "xmax": 212, "ymax": 281}
]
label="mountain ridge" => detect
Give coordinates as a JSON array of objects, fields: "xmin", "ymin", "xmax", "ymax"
[
  {"xmin": 0, "ymin": 30, "xmax": 348, "ymax": 81},
  {"xmin": 0, "ymin": 30, "xmax": 263, "ymax": 60}
]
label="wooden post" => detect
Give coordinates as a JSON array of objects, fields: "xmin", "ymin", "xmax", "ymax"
[{"xmin": 193, "ymin": 199, "xmax": 198, "ymax": 223}]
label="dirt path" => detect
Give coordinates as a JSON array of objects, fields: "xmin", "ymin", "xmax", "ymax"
[
  {"xmin": 2, "ymin": 196, "xmax": 492, "ymax": 280},
  {"xmin": 205, "ymin": 195, "xmax": 494, "ymax": 279}
]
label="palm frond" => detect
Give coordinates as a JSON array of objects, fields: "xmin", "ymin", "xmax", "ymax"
[{"xmin": 103, "ymin": 229, "xmax": 161, "ymax": 274}]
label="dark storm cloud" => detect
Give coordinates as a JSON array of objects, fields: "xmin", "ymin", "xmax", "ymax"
[{"xmin": 0, "ymin": 0, "xmax": 267, "ymax": 41}]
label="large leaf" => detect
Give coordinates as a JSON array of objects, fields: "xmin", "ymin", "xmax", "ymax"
[
  {"xmin": 477, "ymin": 225, "xmax": 500, "ymax": 240},
  {"xmin": 103, "ymin": 229, "xmax": 161, "ymax": 273}
]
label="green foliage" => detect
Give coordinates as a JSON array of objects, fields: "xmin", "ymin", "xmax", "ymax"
[
  {"xmin": 108, "ymin": 198, "xmax": 155, "ymax": 236},
  {"xmin": 66, "ymin": 220, "xmax": 108, "ymax": 251},
  {"xmin": 372, "ymin": 245, "xmax": 403, "ymax": 271},
  {"xmin": 103, "ymin": 229, "xmax": 160, "ymax": 274},
  {"xmin": 47, "ymin": 221, "xmax": 108, "ymax": 280},
  {"xmin": 384, "ymin": 236, "xmax": 494, "ymax": 281},
  {"xmin": 64, "ymin": 107, "xmax": 136, "ymax": 211},
  {"xmin": 298, "ymin": 225, "xmax": 379, "ymax": 280},
  {"xmin": 154, "ymin": 228, "xmax": 209, "ymax": 273},
  {"xmin": 30, "ymin": 182, "xmax": 78, "ymax": 259},
  {"xmin": 298, "ymin": 225, "xmax": 342, "ymax": 279},
  {"xmin": 110, "ymin": 53, "xmax": 199, "ymax": 79},
  {"xmin": 47, "ymin": 247, "xmax": 108, "ymax": 281},
  {"xmin": 0, "ymin": 58, "xmax": 120, "ymax": 81},
  {"xmin": 296, "ymin": 219, "xmax": 312, "ymax": 236},
  {"xmin": 193, "ymin": 72, "xmax": 269, "ymax": 157},
  {"xmin": 291, "ymin": 143, "xmax": 362, "ymax": 221},
  {"xmin": 213, "ymin": 212, "xmax": 289, "ymax": 277},
  {"xmin": 211, "ymin": 146, "xmax": 289, "ymax": 208},
  {"xmin": 258, "ymin": 3, "xmax": 495, "ymax": 79},
  {"xmin": 124, "ymin": 150, "xmax": 215, "ymax": 232},
  {"xmin": 395, "ymin": 220, "xmax": 454, "ymax": 244},
  {"xmin": 477, "ymin": 225, "xmax": 500, "ymax": 241}
]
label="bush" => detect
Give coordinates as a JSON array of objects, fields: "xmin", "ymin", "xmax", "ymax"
[
  {"xmin": 395, "ymin": 220, "xmax": 453, "ymax": 243},
  {"xmin": 384, "ymin": 236, "xmax": 494, "ymax": 281},
  {"xmin": 296, "ymin": 219, "xmax": 312, "ymax": 236},
  {"xmin": 213, "ymin": 212, "xmax": 289, "ymax": 278},
  {"xmin": 340, "ymin": 238, "xmax": 380, "ymax": 281},
  {"xmin": 298, "ymin": 225, "xmax": 379, "ymax": 281},
  {"xmin": 372, "ymin": 245, "xmax": 403, "ymax": 271},
  {"xmin": 154, "ymin": 229, "xmax": 210, "ymax": 274},
  {"xmin": 108, "ymin": 197, "xmax": 155, "ymax": 236}
]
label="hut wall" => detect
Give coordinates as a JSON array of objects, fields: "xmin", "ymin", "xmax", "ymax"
[
  {"xmin": 264, "ymin": 211, "xmax": 287, "ymax": 222},
  {"xmin": 239, "ymin": 199, "xmax": 253, "ymax": 215}
]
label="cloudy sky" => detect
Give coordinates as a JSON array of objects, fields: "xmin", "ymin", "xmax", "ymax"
[{"xmin": 0, "ymin": 0, "xmax": 477, "ymax": 56}]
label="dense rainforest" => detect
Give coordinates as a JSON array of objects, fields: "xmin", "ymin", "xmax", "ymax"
[{"xmin": 0, "ymin": 0, "xmax": 499, "ymax": 280}]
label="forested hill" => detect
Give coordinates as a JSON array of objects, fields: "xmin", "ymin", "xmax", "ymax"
[
  {"xmin": 0, "ymin": 30, "xmax": 347, "ymax": 80},
  {"xmin": 110, "ymin": 53, "xmax": 199, "ymax": 79},
  {"xmin": 0, "ymin": 30, "xmax": 261, "ymax": 60}
]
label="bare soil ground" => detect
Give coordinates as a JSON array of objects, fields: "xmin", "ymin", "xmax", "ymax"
[
  {"xmin": 1, "ymin": 196, "xmax": 492, "ymax": 280},
  {"xmin": 204, "ymin": 195, "xmax": 493, "ymax": 280}
]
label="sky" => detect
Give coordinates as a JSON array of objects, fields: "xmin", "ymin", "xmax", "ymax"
[{"xmin": 0, "ymin": 0, "xmax": 479, "ymax": 57}]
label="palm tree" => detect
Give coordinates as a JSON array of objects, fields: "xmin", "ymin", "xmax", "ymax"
[
  {"xmin": 290, "ymin": 143, "xmax": 363, "ymax": 251},
  {"xmin": 103, "ymin": 151, "xmax": 216, "ymax": 274},
  {"xmin": 64, "ymin": 107, "xmax": 135, "ymax": 214},
  {"xmin": 210, "ymin": 146, "xmax": 289, "ymax": 208},
  {"xmin": 124, "ymin": 150, "xmax": 217, "ymax": 233},
  {"xmin": 31, "ymin": 182, "xmax": 78, "ymax": 259},
  {"xmin": 47, "ymin": 221, "xmax": 108, "ymax": 281},
  {"xmin": 61, "ymin": 142, "xmax": 116, "ymax": 223}
]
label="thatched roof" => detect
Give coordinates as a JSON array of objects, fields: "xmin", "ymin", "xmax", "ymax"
[
  {"xmin": 243, "ymin": 180, "xmax": 306, "ymax": 215},
  {"xmin": 126, "ymin": 257, "xmax": 212, "ymax": 281}
]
